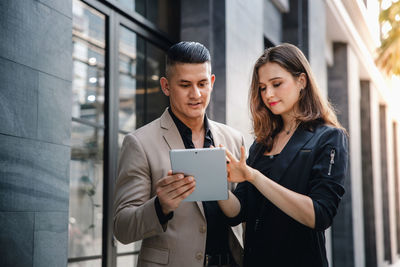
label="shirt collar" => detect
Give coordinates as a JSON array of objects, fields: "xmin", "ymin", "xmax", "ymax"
[{"xmin": 168, "ymin": 107, "xmax": 211, "ymax": 135}]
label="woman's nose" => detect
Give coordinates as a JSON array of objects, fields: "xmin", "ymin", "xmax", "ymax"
[{"xmin": 263, "ymin": 87, "xmax": 273, "ymax": 98}]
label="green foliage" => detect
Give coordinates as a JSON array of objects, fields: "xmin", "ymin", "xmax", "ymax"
[{"xmin": 377, "ymin": 1, "xmax": 400, "ymax": 75}]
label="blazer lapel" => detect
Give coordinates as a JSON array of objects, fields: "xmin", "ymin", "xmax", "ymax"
[
  {"xmin": 269, "ymin": 127, "xmax": 314, "ymax": 183},
  {"xmin": 160, "ymin": 109, "xmax": 185, "ymax": 150},
  {"xmin": 208, "ymin": 121, "xmax": 225, "ymax": 148},
  {"xmin": 160, "ymin": 109, "xmax": 206, "ymax": 218}
]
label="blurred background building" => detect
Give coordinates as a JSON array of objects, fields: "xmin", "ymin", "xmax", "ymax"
[{"xmin": 1, "ymin": 0, "xmax": 400, "ymax": 266}]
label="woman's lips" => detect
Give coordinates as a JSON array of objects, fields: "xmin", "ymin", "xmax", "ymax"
[{"xmin": 269, "ymin": 101, "xmax": 279, "ymax": 107}]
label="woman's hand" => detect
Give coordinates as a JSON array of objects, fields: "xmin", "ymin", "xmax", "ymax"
[{"xmin": 226, "ymin": 146, "xmax": 255, "ymax": 183}]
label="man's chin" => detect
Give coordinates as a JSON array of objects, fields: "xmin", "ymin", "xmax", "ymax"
[{"xmin": 185, "ymin": 109, "xmax": 205, "ymax": 119}]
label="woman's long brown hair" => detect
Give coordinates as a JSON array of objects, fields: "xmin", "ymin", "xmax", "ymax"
[{"xmin": 249, "ymin": 43, "xmax": 344, "ymax": 151}]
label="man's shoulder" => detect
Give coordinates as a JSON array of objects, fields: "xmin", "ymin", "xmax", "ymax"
[{"xmin": 127, "ymin": 117, "xmax": 162, "ymax": 140}]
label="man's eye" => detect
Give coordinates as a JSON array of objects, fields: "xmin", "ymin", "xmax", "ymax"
[
  {"xmin": 180, "ymin": 84, "xmax": 190, "ymax": 88},
  {"xmin": 199, "ymin": 83, "xmax": 207, "ymax": 87}
]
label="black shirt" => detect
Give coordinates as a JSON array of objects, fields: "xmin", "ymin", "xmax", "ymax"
[{"xmin": 154, "ymin": 108, "xmax": 231, "ymax": 256}]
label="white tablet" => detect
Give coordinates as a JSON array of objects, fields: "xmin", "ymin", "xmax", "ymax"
[{"xmin": 169, "ymin": 147, "xmax": 228, "ymax": 202}]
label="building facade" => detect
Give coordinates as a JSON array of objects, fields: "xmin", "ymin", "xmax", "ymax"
[{"xmin": 1, "ymin": 0, "xmax": 400, "ymax": 267}]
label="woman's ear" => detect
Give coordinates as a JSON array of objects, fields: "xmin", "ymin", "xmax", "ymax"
[
  {"xmin": 160, "ymin": 77, "xmax": 170, "ymax": 96},
  {"xmin": 298, "ymin": 73, "xmax": 307, "ymax": 90}
]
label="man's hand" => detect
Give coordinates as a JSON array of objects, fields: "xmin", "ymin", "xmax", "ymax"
[{"xmin": 156, "ymin": 170, "xmax": 196, "ymax": 215}]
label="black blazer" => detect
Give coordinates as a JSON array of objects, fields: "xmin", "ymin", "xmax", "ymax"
[{"xmin": 228, "ymin": 124, "xmax": 348, "ymax": 267}]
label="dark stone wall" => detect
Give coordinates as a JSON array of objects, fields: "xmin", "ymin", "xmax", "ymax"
[
  {"xmin": 282, "ymin": 0, "xmax": 309, "ymax": 58},
  {"xmin": 0, "ymin": 0, "xmax": 72, "ymax": 266}
]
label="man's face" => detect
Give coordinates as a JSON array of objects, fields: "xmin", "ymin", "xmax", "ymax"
[{"xmin": 161, "ymin": 62, "xmax": 215, "ymax": 125}]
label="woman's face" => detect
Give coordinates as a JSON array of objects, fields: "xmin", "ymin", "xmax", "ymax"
[{"xmin": 258, "ymin": 62, "xmax": 305, "ymax": 118}]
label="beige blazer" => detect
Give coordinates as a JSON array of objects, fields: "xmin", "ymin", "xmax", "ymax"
[{"xmin": 113, "ymin": 109, "xmax": 244, "ymax": 267}]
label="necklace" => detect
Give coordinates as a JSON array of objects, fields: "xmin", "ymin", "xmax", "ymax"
[{"xmin": 283, "ymin": 122, "xmax": 298, "ymax": 135}]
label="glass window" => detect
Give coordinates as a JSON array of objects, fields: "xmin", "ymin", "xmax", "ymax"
[
  {"xmin": 115, "ymin": 0, "xmax": 180, "ymax": 39},
  {"xmin": 69, "ymin": 0, "xmax": 105, "ymax": 263},
  {"xmin": 69, "ymin": 259, "xmax": 102, "ymax": 267},
  {"xmin": 72, "ymin": 0, "xmax": 105, "ymax": 125},
  {"xmin": 145, "ymin": 42, "xmax": 168, "ymax": 123},
  {"xmin": 70, "ymin": 0, "xmax": 173, "ymax": 265},
  {"xmin": 116, "ymin": 240, "xmax": 141, "ymax": 266},
  {"xmin": 69, "ymin": 122, "xmax": 104, "ymax": 258},
  {"xmin": 118, "ymin": 26, "xmax": 168, "ymax": 134},
  {"xmin": 118, "ymin": 27, "xmax": 146, "ymax": 132},
  {"xmin": 117, "ymin": 255, "xmax": 139, "ymax": 267}
]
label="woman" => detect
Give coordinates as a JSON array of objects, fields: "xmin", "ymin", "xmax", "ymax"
[{"xmin": 218, "ymin": 43, "xmax": 348, "ymax": 267}]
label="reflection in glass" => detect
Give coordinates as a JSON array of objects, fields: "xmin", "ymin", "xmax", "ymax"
[
  {"xmin": 69, "ymin": 122, "xmax": 104, "ymax": 258},
  {"xmin": 119, "ymin": 27, "xmax": 146, "ymax": 132},
  {"xmin": 146, "ymin": 42, "xmax": 168, "ymax": 123},
  {"xmin": 115, "ymin": 0, "xmax": 179, "ymax": 39},
  {"xmin": 117, "ymin": 0, "xmax": 145, "ymax": 16},
  {"xmin": 117, "ymin": 240, "xmax": 142, "ymax": 254},
  {"xmin": 72, "ymin": 0, "xmax": 105, "ymax": 125},
  {"xmin": 69, "ymin": 259, "xmax": 102, "ymax": 267},
  {"xmin": 117, "ymin": 254, "xmax": 139, "ymax": 267}
]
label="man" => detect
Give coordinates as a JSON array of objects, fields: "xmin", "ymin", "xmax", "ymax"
[{"xmin": 113, "ymin": 41, "xmax": 244, "ymax": 267}]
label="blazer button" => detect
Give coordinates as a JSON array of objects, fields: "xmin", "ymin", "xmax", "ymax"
[
  {"xmin": 199, "ymin": 225, "xmax": 206, "ymax": 233},
  {"xmin": 196, "ymin": 252, "xmax": 203, "ymax": 261}
]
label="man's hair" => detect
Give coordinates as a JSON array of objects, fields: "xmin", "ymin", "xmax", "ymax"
[{"xmin": 165, "ymin": 41, "xmax": 211, "ymax": 77}]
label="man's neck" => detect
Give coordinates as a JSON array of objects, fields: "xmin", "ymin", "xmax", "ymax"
[{"xmin": 170, "ymin": 108, "xmax": 205, "ymax": 134}]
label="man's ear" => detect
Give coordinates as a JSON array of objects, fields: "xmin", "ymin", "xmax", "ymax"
[
  {"xmin": 160, "ymin": 77, "xmax": 170, "ymax": 96},
  {"xmin": 210, "ymin": 74, "xmax": 216, "ymax": 90}
]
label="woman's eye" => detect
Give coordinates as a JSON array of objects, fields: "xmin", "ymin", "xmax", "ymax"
[
  {"xmin": 273, "ymin": 82, "xmax": 281, "ymax": 88},
  {"xmin": 259, "ymin": 86, "xmax": 266, "ymax": 91}
]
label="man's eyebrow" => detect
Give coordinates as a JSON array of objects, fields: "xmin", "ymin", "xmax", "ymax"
[{"xmin": 178, "ymin": 79, "xmax": 191, "ymax": 83}]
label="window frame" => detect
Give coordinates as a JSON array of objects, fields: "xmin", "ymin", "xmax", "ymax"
[{"xmin": 68, "ymin": 0, "xmax": 177, "ymax": 266}]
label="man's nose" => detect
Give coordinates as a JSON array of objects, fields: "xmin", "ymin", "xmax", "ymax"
[{"xmin": 189, "ymin": 86, "xmax": 201, "ymax": 98}]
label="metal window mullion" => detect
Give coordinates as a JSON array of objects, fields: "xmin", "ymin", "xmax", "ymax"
[
  {"xmin": 143, "ymin": 41, "xmax": 148, "ymax": 124},
  {"xmin": 102, "ymin": 0, "xmax": 174, "ymax": 44},
  {"xmin": 102, "ymin": 8, "xmax": 119, "ymax": 267}
]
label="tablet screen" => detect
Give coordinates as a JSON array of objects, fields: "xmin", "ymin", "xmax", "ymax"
[{"xmin": 169, "ymin": 147, "xmax": 228, "ymax": 201}]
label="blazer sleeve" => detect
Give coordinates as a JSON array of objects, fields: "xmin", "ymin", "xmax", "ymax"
[
  {"xmin": 309, "ymin": 128, "xmax": 348, "ymax": 231},
  {"xmin": 113, "ymin": 134, "xmax": 164, "ymax": 244}
]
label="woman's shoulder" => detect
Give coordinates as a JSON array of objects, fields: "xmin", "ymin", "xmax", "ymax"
[
  {"xmin": 312, "ymin": 124, "xmax": 347, "ymax": 138},
  {"xmin": 310, "ymin": 124, "xmax": 348, "ymax": 149}
]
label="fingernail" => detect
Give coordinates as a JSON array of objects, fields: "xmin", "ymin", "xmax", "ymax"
[
  {"xmin": 178, "ymin": 174, "xmax": 184, "ymax": 179},
  {"xmin": 188, "ymin": 176, "xmax": 193, "ymax": 181}
]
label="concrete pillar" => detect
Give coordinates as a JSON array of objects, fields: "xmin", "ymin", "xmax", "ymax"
[
  {"xmin": 0, "ymin": 0, "xmax": 72, "ymax": 266},
  {"xmin": 361, "ymin": 81, "xmax": 378, "ymax": 267},
  {"xmin": 328, "ymin": 42, "xmax": 365, "ymax": 267},
  {"xmin": 393, "ymin": 122, "xmax": 400, "ymax": 258},
  {"xmin": 379, "ymin": 105, "xmax": 397, "ymax": 264},
  {"xmin": 225, "ymin": 0, "xmax": 263, "ymax": 147}
]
